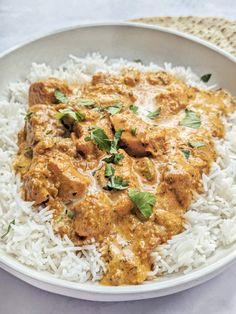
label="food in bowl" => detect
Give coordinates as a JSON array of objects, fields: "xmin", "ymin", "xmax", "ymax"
[{"xmin": 1, "ymin": 54, "xmax": 236, "ymax": 285}]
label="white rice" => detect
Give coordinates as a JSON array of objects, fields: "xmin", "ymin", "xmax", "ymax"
[{"xmin": 0, "ymin": 53, "xmax": 235, "ymax": 283}]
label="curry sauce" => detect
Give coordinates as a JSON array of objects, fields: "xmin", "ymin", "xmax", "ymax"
[{"xmin": 14, "ymin": 69, "xmax": 236, "ymax": 285}]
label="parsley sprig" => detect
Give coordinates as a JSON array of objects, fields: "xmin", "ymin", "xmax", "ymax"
[
  {"xmin": 24, "ymin": 111, "xmax": 34, "ymax": 121},
  {"xmin": 105, "ymin": 164, "xmax": 115, "ymax": 177}
]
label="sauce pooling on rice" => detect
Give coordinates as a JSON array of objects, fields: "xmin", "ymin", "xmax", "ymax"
[{"xmin": 14, "ymin": 69, "xmax": 236, "ymax": 285}]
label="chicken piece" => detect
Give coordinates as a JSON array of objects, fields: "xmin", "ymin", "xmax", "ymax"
[
  {"xmin": 25, "ymin": 104, "xmax": 65, "ymax": 146},
  {"xmin": 29, "ymin": 78, "xmax": 72, "ymax": 106},
  {"xmin": 163, "ymin": 165, "xmax": 193, "ymax": 209},
  {"xmin": 154, "ymin": 209, "xmax": 183, "ymax": 236},
  {"xmin": 34, "ymin": 137, "xmax": 77, "ymax": 158},
  {"xmin": 47, "ymin": 153, "xmax": 90, "ymax": 201},
  {"xmin": 101, "ymin": 250, "xmax": 149, "ymax": 285},
  {"xmin": 156, "ymin": 186, "xmax": 184, "ymax": 215},
  {"xmin": 74, "ymin": 192, "xmax": 113, "ymax": 238},
  {"xmin": 91, "ymin": 72, "xmax": 117, "ymax": 86},
  {"xmin": 113, "ymin": 193, "xmax": 134, "ymax": 216},
  {"xmin": 110, "ymin": 111, "xmax": 166, "ymax": 157},
  {"xmin": 122, "ymin": 68, "xmax": 141, "ymax": 87},
  {"xmin": 23, "ymin": 155, "xmax": 57, "ymax": 204},
  {"xmin": 154, "ymin": 89, "xmax": 190, "ymax": 117},
  {"xmin": 146, "ymin": 71, "xmax": 172, "ymax": 86}
]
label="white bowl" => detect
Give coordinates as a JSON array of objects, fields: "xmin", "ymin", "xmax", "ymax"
[{"xmin": 0, "ymin": 22, "xmax": 236, "ymax": 302}]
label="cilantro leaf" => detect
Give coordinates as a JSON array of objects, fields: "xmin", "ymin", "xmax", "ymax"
[
  {"xmin": 133, "ymin": 59, "xmax": 143, "ymax": 64},
  {"xmin": 103, "ymin": 153, "xmax": 124, "ymax": 165},
  {"xmin": 85, "ymin": 128, "xmax": 111, "ymax": 152},
  {"xmin": 106, "ymin": 176, "xmax": 129, "ymax": 190},
  {"xmin": 54, "ymin": 90, "xmax": 69, "ymax": 103},
  {"xmin": 86, "ymin": 128, "xmax": 123, "ymax": 154},
  {"xmin": 76, "ymin": 98, "xmax": 96, "ymax": 107},
  {"xmin": 188, "ymin": 141, "xmax": 205, "ymax": 148},
  {"xmin": 110, "ymin": 129, "xmax": 123, "ymax": 154},
  {"xmin": 106, "ymin": 103, "xmax": 123, "ymax": 116},
  {"xmin": 130, "ymin": 104, "xmax": 138, "ymax": 114},
  {"xmin": 200, "ymin": 73, "xmax": 212, "ymax": 83},
  {"xmin": 128, "ymin": 189, "xmax": 156, "ymax": 219},
  {"xmin": 1, "ymin": 219, "xmax": 15, "ymax": 239},
  {"xmin": 24, "ymin": 111, "xmax": 34, "ymax": 121},
  {"xmin": 55, "ymin": 108, "xmax": 85, "ymax": 122},
  {"xmin": 181, "ymin": 149, "xmax": 190, "ymax": 160},
  {"xmin": 147, "ymin": 108, "xmax": 161, "ymax": 120},
  {"xmin": 105, "ymin": 164, "xmax": 115, "ymax": 177},
  {"xmin": 131, "ymin": 127, "xmax": 137, "ymax": 136},
  {"xmin": 179, "ymin": 109, "xmax": 201, "ymax": 129},
  {"xmin": 24, "ymin": 147, "xmax": 33, "ymax": 158}
]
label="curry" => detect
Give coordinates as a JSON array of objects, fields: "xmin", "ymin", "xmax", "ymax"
[{"xmin": 14, "ymin": 69, "xmax": 236, "ymax": 285}]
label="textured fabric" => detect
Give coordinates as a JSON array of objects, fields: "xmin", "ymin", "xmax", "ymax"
[{"xmin": 131, "ymin": 16, "xmax": 236, "ymax": 57}]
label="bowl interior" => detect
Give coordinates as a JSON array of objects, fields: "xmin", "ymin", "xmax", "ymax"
[{"xmin": 0, "ymin": 22, "xmax": 236, "ymax": 301}]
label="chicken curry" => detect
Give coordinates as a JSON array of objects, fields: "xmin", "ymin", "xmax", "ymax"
[{"xmin": 14, "ymin": 68, "xmax": 236, "ymax": 285}]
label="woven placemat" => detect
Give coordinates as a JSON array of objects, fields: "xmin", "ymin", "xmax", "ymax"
[{"xmin": 131, "ymin": 16, "xmax": 236, "ymax": 57}]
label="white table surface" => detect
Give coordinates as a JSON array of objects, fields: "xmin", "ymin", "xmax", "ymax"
[{"xmin": 0, "ymin": 0, "xmax": 236, "ymax": 313}]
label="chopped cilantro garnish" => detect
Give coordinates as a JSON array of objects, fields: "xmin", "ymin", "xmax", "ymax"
[
  {"xmin": 131, "ymin": 127, "xmax": 137, "ymax": 136},
  {"xmin": 105, "ymin": 176, "xmax": 129, "ymax": 191},
  {"xmin": 55, "ymin": 108, "xmax": 85, "ymax": 122},
  {"xmin": 54, "ymin": 90, "xmax": 69, "ymax": 103},
  {"xmin": 147, "ymin": 108, "xmax": 161, "ymax": 120},
  {"xmin": 24, "ymin": 111, "xmax": 34, "ymax": 121},
  {"xmin": 200, "ymin": 73, "xmax": 212, "ymax": 83},
  {"xmin": 133, "ymin": 59, "xmax": 143, "ymax": 64},
  {"xmin": 188, "ymin": 141, "xmax": 205, "ymax": 148},
  {"xmin": 105, "ymin": 164, "xmax": 115, "ymax": 177},
  {"xmin": 130, "ymin": 104, "xmax": 138, "ymax": 114},
  {"xmin": 179, "ymin": 109, "xmax": 201, "ymax": 129},
  {"xmin": 110, "ymin": 129, "xmax": 123, "ymax": 154},
  {"xmin": 181, "ymin": 149, "xmax": 190, "ymax": 160},
  {"xmin": 86, "ymin": 127, "xmax": 123, "ymax": 155},
  {"xmin": 106, "ymin": 103, "xmax": 123, "ymax": 116},
  {"xmin": 76, "ymin": 98, "xmax": 96, "ymax": 107},
  {"xmin": 128, "ymin": 189, "xmax": 156, "ymax": 219},
  {"xmin": 85, "ymin": 127, "xmax": 111, "ymax": 152},
  {"xmin": 66, "ymin": 210, "xmax": 75, "ymax": 219}
]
